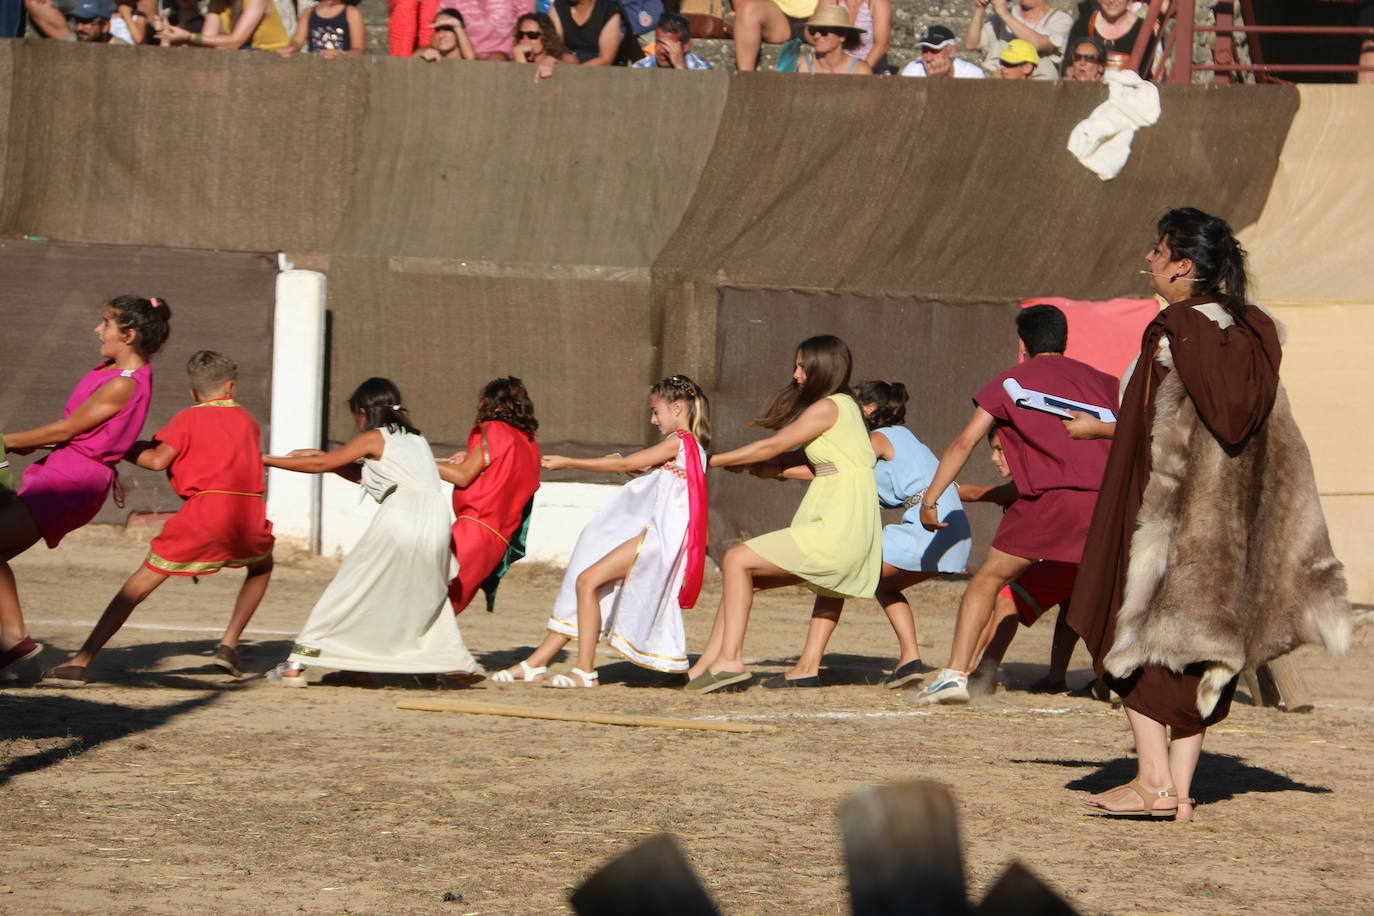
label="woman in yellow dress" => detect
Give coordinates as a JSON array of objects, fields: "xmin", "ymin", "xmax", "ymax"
[{"xmin": 685, "ymin": 335, "xmax": 882, "ymax": 694}]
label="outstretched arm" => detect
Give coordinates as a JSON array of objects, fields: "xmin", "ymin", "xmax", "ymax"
[
  {"xmin": 920, "ymin": 406, "xmax": 995, "ymax": 530},
  {"xmin": 264, "ymin": 429, "xmax": 384, "ymax": 474},
  {"xmin": 543, "ymin": 435, "xmax": 680, "ymax": 474},
  {"xmin": 437, "ymin": 445, "xmax": 486, "ymax": 488},
  {"xmin": 126, "ymin": 440, "xmax": 179, "ymax": 472},
  {"xmin": 708, "ymin": 398, "xmax": 839, "ymax": 469},
  {"xmin": 2, "ymin": 376, "xmax": 135, "ymax": 452}
]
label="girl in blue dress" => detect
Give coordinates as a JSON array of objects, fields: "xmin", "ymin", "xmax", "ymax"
[{"xmin": 763, "ymin": 380, "xmax": 972, "ymax": 688}]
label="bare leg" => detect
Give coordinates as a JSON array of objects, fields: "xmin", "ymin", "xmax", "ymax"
[
  {"xmin": 1358, "ymin": 42, "xmax": 1374, "ymax": 86},
  {"xmin": 1083, "ymin": 707, "xmax": 1177, "ymax": 813},
  {"xmin": 687, "ymin": 544, "xmax": 797, "ymax": 679},
  {"xmin": 65, "ymin": 565, "xmax": 169, "ymax": 669},
  {"xmin": 788, "ymin": 595, "xmax": 843, "ymax": 679},
  {"xmin": 569, "ymin": 536, "xmax": 642, "ymax": 679},
  {"xmin": 1045, "ymin": 603, "xmax": 1078, "ymax": 684},
  {"xmin": 732, "ymin": 0, "xmax": 793, "ymax": 71},
  {"xmin": 220, "ymin": 556, "xmax": 273, "ymax": 648},
  {"xmin": 876, "ymin": 565, "xmax": 936, "ymax": 667},
  {"xmin": 0, "ymin": 500, "xmax": 43, "ymax": 653},
  {"xmin": 1167, "ymin": 728, "xmax": 1205, "ymax": 822},
  {"xmin": 945, "ymin": 547, "xmax": 1034, "ymax": 672},
  {"xmin": 968, "ymin": 599, "xmax": 1018, "ymax": 695}
]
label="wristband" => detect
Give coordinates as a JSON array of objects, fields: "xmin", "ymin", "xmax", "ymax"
[{"xmin": 919, "ymin": 503, "xmax": 938, "ymax": 511}]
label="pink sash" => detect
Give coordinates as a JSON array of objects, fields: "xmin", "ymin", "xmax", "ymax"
[{"xmin": 675, "ymin": 429, "xmax": 708, "ymax": 609}]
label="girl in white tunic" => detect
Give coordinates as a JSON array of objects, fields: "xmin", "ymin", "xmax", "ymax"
[
  {"xmin": 264, "ymin": 378, "xmax": 481, "ymax": 686},
  {"xmin": 491, "ymin": 376, "xmax": 710, "ymax": 688}
]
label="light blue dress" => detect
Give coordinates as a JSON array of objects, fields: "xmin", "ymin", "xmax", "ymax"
[{"xmin": 874, "ymin": 426, "xmax": 972, "ymax": 573}]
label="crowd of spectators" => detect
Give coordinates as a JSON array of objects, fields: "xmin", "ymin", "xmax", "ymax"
[{"xmin": 7, "ymin": 0, "xmax": 1362, "ymax": 86}]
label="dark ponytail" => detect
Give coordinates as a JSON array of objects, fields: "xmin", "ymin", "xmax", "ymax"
[
  {"xmin": 1155, "ymin": 208, "xmax": 1249, "ymax": 315},
  {"xmin": 347, "ymin": 377, "xmax": 420, "ymax": 435},
  {"xmin": 852, "ymin": 379, "xmax": 909, "ymax": 431},
  {"xmin": 108, "ymin": 295, "xmax": 172, "ymax": 358}
]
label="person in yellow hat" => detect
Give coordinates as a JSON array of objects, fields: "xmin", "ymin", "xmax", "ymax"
[{"xmin": 997, "ymin": 38, "xmax": 1038, "ymax": 79}]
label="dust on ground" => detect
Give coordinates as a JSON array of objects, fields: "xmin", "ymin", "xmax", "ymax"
[{"xmin": 2, "ymin": 527, "xmax": 1371, "ymax": 915}]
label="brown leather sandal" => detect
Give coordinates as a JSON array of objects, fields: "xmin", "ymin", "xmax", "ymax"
[{"xmin": 1082, "ymin": 780, "xmax": 1179, "ymax": 818}]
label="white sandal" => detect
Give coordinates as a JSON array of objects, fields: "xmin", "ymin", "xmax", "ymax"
[
  {"xmin": 548, "ymin": 667, "xmax": 598, "ymax": 688},
  {"xmin": 490, "ymin": 660, "xmax": 547, "ymax": 684}
]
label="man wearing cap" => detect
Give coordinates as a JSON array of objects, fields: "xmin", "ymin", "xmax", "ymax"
[
  {"xmin": 23, "ymin": 0, "xmax": 137, "ymax": 43},
  {"xmin": 899, "ymin": 24, "xmax": 985, "ymax": 78},
  {"xmin": 997, "ymin": 37, "xmax": 1037, "ymax": 79},
  {"xmin": 965, "ymin": 0, "xmax": 1071, "ymax": 80}
]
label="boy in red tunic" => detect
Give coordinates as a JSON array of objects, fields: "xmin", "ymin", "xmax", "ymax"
[
  {"xmin": 41, "ymin": 351, "xmax": 275, "ymax": 686},
  {"xmin": 913, "ymin": 305, "xmax": 1117, "ymax": 705}
]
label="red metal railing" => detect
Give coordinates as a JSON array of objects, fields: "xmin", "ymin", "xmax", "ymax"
[{"xmin": 1127, "ymin": 0, "xmax": 1374, "ymax": 84}]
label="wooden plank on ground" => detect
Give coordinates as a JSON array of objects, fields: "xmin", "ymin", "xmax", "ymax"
[{"xmin": 396, "ymin": 699, "xmax": 775, "ymax": 734}]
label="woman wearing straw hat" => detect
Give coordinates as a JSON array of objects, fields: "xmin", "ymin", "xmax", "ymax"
[{"xmin": 793, "ymin": 5, "xmax": 871, "ymax": 74}]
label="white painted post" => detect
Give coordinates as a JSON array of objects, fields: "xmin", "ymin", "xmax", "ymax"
[{"xmin": 267, "ymin": 269, "xmax": 327, "ymax": 552}]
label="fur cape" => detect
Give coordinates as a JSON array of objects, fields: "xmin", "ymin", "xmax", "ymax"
[{"xmin": 1103, "ymin": 340, "xmax": 1351, "ymax": 718}]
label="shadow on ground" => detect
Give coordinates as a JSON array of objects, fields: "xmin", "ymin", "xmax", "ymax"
[
  {"xmin": 0, "ymin": 690, "xmax": 225, "ymax": 786},
  {"xmin": 1015, "ymin": 752, "xmax": 1333, "ymax": 803}
]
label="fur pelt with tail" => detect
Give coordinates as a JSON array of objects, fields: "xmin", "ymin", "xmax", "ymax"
[{"xmin": 1103, "ymin": 346, "xmax": 1351, "ymax": 718}]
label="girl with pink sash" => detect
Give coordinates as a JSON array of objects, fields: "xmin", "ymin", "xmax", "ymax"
[
  {"xmin": 0, "ymin": 296, "xmax": 170, "ymax": 674},
  {"xmin": 491, "ymin": 375, "xmax": 710, "ymax": 687}
]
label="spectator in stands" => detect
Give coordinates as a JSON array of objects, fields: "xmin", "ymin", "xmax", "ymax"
[
  {"xmin": 1067, "ymin": 0, "xmax": 1144, "ymax": 64},
  {"xmin": 966, "ymin": 0, "xmax": 1071, "ymax": 80},
  {"xmin": 997, "ymin": 37, "xmax": 1037, "ymax": 79},
  {"xmin": 632, "ymin": 12, "xmax": 711, "ymax": 68},
  {"xmin": 24, "ymin": 0, "xmax": 143, "ymax": 44},
  {"xmin": 415, "ymin": 8, "xmax": 479, "ymax": 59},
  {"xmin": 550, "ymin": 0, "xmax": 620, "ymax": 65},
  {"xmin": 512, "ymin": 11, "xmax": 577, "ymax": 78},
  {"xmin": 448, "ymin": 0, "xmax": 532, "ymax": 60},
  {"xmin": 837, "ymin": 0, "xmax": 891, "ymax": 74},
  {"xmin": 899, "ymin": 23, "xmax": 985, "ymax": 77},
  {"xmin": 790, "ymin": 4, "xmax": 870, "ymax": 73},
  {"xmin": 156, "ymin": 0, "xmax": 290, "ymax": 50},
  {"xmin": 1062, "ymin": 35, "xmax": 1105, "ymax": 80},
  {"xmin": 278, "ymin": 0, "xmax": 366, "ymax": 57},
  {"xmin": 731, "ymin": 0, "xmax": 818, "ymax": 72}
]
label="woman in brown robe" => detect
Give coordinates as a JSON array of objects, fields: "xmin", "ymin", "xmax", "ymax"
[{"xmin": 1063, "ymin": 208, "xmax": 1349, "ymax": 822}]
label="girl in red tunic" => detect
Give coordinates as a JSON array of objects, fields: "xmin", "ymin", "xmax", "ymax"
[{"xmin": 438, "ymin": 377, "xmax": 541, "ymax": 613}]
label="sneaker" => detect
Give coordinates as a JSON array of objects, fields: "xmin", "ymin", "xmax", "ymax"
[
  {"xmin": 911, "ymin": 669, "xmax": 969, "ymax": 706},
  {"xmin": 213, "ymin": 644, "xmax": 243, "ymax": 678}
]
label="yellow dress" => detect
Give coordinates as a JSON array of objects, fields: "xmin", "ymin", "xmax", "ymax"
[{"xmin": 745, "ymin": 394, "xmax": 882, "ymax": 598}]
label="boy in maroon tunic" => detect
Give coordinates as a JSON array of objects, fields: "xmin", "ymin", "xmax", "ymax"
[{"xmin": 912, "ymin": 305, "xmax": 1117, "ymax": 705}]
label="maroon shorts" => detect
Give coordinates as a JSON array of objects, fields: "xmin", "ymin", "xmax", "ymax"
[
  {"xmin": 991, "ymin": 488, "xmax": 1098, "ymax": 564},
  {"xmin": 999, "ymin": 560, "xmax": 1077, "ymax": 627}
]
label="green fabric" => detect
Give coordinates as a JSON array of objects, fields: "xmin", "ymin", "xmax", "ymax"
[{"xmin": 480, "ymin": 496, "xmax": 535, "ymax": 612}]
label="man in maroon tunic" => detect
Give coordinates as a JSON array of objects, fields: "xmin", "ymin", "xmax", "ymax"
[{"xmin": 913, "ymin": 304, "xmax": 1118, "ymax": 705}]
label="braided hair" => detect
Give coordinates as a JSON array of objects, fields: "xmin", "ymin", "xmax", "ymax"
[{"xmin": 649, "ymin": 374, "xmax": 711, "ymax": 448}]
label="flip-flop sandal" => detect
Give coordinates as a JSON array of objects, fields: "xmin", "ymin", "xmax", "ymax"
[
  {"xmin": 684, "ymin": 669, "xmax": 752, "ymax": 694},
  {"xmin": 39, "ymin": 664, "xmax": 87, "ymax": 688}
]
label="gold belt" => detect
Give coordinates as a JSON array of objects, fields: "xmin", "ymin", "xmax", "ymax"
[{"xmin": 812, "ymin": 461, "xmax": 838, "ymax": 477}]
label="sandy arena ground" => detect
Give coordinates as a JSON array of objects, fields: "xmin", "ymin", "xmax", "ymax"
[{"xmin": 1, "ymin": 526, "xmax": 1371, "ymax": 915}]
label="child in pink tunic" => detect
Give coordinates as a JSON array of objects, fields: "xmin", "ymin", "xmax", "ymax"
[{"xmin": 0, "ymin": 296, "xmax": 171, "ymax": 675}]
